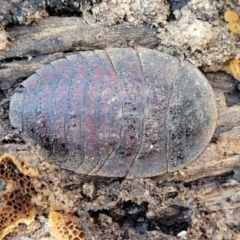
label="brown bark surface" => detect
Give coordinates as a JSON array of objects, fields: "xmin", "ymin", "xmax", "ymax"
[{"xmin": 1, "ymin": 4, "xmax": 240, "ymax": 240}]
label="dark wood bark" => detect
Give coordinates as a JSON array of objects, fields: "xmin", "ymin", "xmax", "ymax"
[
  {"xmin": 1, "ymin": 16, "xmax": 240, "ymax": 240},
  {"xmin": 0, "ymin": 17, "xmax": 158, "ymax": 90}
]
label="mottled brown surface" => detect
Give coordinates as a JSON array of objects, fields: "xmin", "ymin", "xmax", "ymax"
[
  {"xmin": 0, "ymin": 17, "xmax": 158, "ymax": 91},
  {"xmin": 9, "ymin": 48, "xmax": 217, "ymax": 178},
  {"xmin": 0, "ymin": 0, "xmax": 240, "ymax": 239}
]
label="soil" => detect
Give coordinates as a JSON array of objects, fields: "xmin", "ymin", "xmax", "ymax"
[{"xmin": 1, "ymin": 0, "xmax": 240, "ymax": 239}]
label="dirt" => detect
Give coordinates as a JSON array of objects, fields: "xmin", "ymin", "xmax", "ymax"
[{"xmin": 1, "ymin": 0, "xmax": 240, "ymax": 240}]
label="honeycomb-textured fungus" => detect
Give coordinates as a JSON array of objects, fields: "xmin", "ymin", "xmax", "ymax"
[
  {"xmin": 49, "ymin": 211, "xmax": 86, "ymax": 240},
  {"xmin": 0, "ymin": 154, "xmax": 37, "ymax": 239},
  {"xmin": 224, "ymin": 10, "xmax": 240, "ymax": 39},
  {"xmin": 224, "ymin": 58, "xmax": 240, "ymax": 81}
]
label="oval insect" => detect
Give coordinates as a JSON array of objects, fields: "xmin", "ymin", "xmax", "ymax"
[{"xmin": 9, "ymin": 48, "xmax": 217, "ymax": 178}]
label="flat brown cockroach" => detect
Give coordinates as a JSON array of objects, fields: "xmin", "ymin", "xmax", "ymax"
[{"xmin": 9, "ymin": 48, "xmax": 217, "ymax": 178}]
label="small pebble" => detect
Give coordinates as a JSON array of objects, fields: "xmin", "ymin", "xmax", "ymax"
[{"xmin": 177, "ymin": 230, "xmax": 187, "ymax": 237}]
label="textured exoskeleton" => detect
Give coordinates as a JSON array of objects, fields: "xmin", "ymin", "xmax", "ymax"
[{"xmin": 9, "ymin": 48, "xmax": 217, "ymax": 178}]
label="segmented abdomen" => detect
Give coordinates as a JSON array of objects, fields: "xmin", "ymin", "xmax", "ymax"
[{"xmin": 9, "ymin": 48, "xmax": 217, "ymax": 178}]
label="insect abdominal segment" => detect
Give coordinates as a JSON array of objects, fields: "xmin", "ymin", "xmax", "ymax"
[{"xmin": 9, "ymin": 48, "xmax": 217, "ymax": 178}]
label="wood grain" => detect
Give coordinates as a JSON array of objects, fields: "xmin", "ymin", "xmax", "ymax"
[{"xmin": 0, "ymin": 17, "xmax": 158, "ymax": 91}]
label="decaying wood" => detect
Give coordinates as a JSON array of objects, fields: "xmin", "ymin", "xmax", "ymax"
[
  {"xmin": 1, "ymin": 15, "xmax": 240, "ymax": 240},
  {"xmin": 2, "ymin": 17, "xmax": 158, "ymax": 60},
  {"xmin": 0, "ymin": 53, "xmax": 64, "ymax": 90},
  {"xmin": 0, "ymin": 17, "xmax": 158, "ymax": 90},
  {"xmin": 206, "ymin": 72, "xmax": 235, "ymax": 93}
]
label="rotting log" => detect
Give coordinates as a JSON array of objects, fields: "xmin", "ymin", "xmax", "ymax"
[
  {"xmin": 1, "ymin": 16, "xmax": 240, "ymax": 240},
  {"xmin": 0, "ymin": 17, "xmax": 158, "ymax": 90}
]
